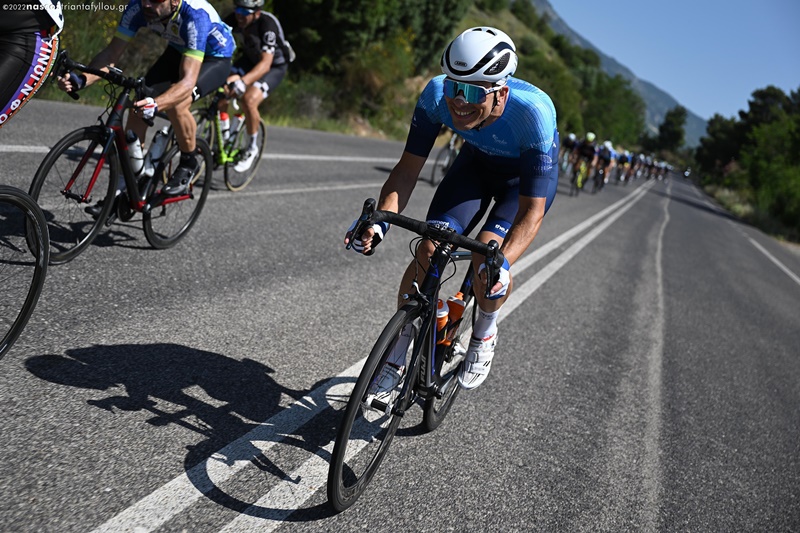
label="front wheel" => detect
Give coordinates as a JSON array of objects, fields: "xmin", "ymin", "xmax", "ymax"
[
  {"xmin": 327, "ymin": 302, "xmax": 422, "ymax": 513},
  {"xmin": 28, "ymin": 127, "xmax": 117, "ymax": 264},
  {"xmin": 224, "ymin": 119, "xmax": 266, "ymax": 191},
  {"xmin": 422, "ymin": 296, "xmax": 474, "ymax": 431},
  {"xmin": 0, "ymin": 186, "xmax": 49, "ymax": 360},
  {"xmin": 143, "ymin": 137, "xmax": 213, "ymax": 249}
]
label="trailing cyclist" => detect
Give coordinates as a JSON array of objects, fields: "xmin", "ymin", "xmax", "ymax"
[
  {"xmin": 0, "ymin": 0, "xmax": 63, "ymax": 129},
  {"xmin": 346, "ymin": 27, "xmax": 559, "ymax": 393},
  {"xmin": 57, "ymin": 0, "xmax": 234, "ymax": 197},
  {"xmin": 570, "ymin": 131, "xmax": 598, "ymax": 190},
  {"xmin": 218, "ymin": 0, "xmax": 293, "ymax": 173}
]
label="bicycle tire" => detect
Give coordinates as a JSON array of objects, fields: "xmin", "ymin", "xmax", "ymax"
[
  {"xmin": 327, "ymin": 301, "xmax": 423, "ymax": 512},
  {"xmin": 422, "ymin": 293, "xmax": 474, "ymax": 431},
  {"xmin": 143, "ymin": 137, "xmax": 213, "ymax": 249},
  {"xmin": 28, "ymin": 127, "xmax": 117, "ymax": 264},
  {"xmin": 0, "ymin": 186, "xmax": 49, "ymax": 360},
  {"xmin": 224, "ymin": 119, "xmax": 266, "ymax": 192}
]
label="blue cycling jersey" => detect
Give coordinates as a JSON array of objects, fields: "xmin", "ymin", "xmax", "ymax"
[
  {"xmin": 405, "ymin": 75, "xmax": 558, "ymax": 198},
  {"xmin": 116, "ymin": 0, "xmax": 234, "ymax": 60}
]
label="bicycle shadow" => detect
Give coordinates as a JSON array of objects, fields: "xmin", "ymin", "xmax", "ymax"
[{"xmin": 23, "ymin": 343, "xmax": 350, "ymax": 522}]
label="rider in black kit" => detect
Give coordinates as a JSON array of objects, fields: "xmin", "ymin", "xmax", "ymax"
[{"xmin": 0, "ymin": 0, "xmax": 63, "ymax": 129}]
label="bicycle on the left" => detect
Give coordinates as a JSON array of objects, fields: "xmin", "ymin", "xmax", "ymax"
[
  {"xmin": 29, "ymin": 51, "xmax": 212, "ymax": 265},
  {"xmin": 0, "ymin": 186, "xmax": 49, "ymax": 361}
]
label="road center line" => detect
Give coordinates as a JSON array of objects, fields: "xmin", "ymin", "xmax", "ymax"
[{"xmin": 88, "ymin": 183, "xmax": 653, "ymax": 533}]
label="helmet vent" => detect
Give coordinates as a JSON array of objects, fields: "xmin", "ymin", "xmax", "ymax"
[{"xmin": 485, "ymin": 53, "xmax": 509, "ymax": 76}]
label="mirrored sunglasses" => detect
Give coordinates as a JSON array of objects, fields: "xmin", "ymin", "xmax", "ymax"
[
  {"xmin": 442, "ymin": 78, "xmax": 501, "ymax": 104},
  {"xmin": 235, "ymin": 6, "xmax": 256, "ymax": 15}
]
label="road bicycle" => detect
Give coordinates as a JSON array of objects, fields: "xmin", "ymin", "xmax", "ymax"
[
  {"xmin": 570, "ymin": 158, "xmax": 590, "ymax": 197},
  {"xmin": 429, "ymin": 131, "xmax": 461, "ymax": 186},
  {"xmin": 191, "ymin": 87, "xmax": 266, "ymax": 192},
  {"xmin": 0, "ymin": 186, "xmax": 49, "ymax": 360},
  {"xmin": 327, "ymin": 198, "xmax": 505, "ymax": 512},
  {"xmin": 29, "ymin": 51, "xmax": 212, "ymax": 264}
]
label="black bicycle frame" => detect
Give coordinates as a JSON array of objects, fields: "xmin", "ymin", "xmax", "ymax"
[{"xmin": 392, "ymin": 245, "xmax": 472, "ymax": 416}]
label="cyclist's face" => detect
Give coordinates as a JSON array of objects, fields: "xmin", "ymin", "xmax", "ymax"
[
  {"xmin": 444, "ymin": 81, "xmax": 507, "ymax": 130},
  {"xmin": 141, "ymin": 0, "xmax": 173, "ymax": 21},
  {"xmin": 234, "ymin": 8, "xmax": 258, "ymax": 27}
]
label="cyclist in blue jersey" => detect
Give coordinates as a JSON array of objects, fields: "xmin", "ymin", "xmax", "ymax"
[
  {"xmin": 0, "ymin": 0, "xmax": 63, "ymax": 129},
  {"xmin": 57, "ymin": 0, "xmax": 234, "ymax": 196},
  {"xmin": 346, "ymin": 27, "xmax": 559, "ymax": 391}
]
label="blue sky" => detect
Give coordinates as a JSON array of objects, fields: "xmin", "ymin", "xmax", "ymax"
[{"xmin": 552, "ymin": 0, "xmax": 800, "ymax": 120}]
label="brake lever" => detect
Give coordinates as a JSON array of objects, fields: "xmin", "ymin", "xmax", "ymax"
[
  {"xmin": 483, "ymin": 240, "xmax": 502, "ymax": 299},
  {"xmin": 345, "ymin": 198, "xmax": 376, "ymax": 251}
]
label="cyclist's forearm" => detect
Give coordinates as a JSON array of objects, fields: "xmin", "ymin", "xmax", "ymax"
[
  {"xmin": 83, "ymin": 38, "xmax": 126, "ymax": 87},
  {"xmin": 501, "ymin": 196, "xmax": 546, "ymax": 265},
  {"xmin": 242, "ymin": 53, "xmax": 273, "ymax": 86},
  {"xmin": 378, "ymin": 152, "xmax": 426, "ymax": 213}
]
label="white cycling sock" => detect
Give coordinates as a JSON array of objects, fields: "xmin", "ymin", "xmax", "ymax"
[
  {"xmin": 472, "ymin": 305, "xmax": 499, "ymax": 340},
  {"xmin": 249, "ymin": 133, "xmax": 258, "ymax": 150}
]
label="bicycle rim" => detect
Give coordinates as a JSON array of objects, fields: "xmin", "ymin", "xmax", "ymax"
[
  {"xmin": 327, "ymin": 302, "xmax": 422, "ymax": 512},
  {"xmin": 0, "ymin": 187, "xmax": 49, "ymax": 360},
  {"xmin": 28, "ymin": 127, "xmax": 117, "ymax": 264},
  {"xmin": 143, "ymin": 138, "xmax": 213, "ymax": 249},
  {"xmin": 423, "ymin": 295, "xmax": 473, "ymax": 431},
  {"xmin": 224, "ymin": 120, "xmax": 265, "ymax": 191}
]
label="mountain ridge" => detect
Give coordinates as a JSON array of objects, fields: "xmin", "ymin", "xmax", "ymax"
[{"xmin": 529, "ymin": 0, "xmax": 706, "ymax": 147}]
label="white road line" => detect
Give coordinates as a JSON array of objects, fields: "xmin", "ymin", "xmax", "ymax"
[
  {"xmin": 87, "ymin": 183, "xmax": 653, "ymax": 532},
  {"xmin": 0, "ymin": 144, "xmax": 401, "ymax": 164},
  {"xmin": 746, "ymin": 237, "xmax": 800, "ymax": 287},
  {"xmin": 207, "ymin": 182, "xmax": 386, "ymax": 199},
  {"xmin": 88, "ymin": 360, "xmax": 366, "ymax": 533}
]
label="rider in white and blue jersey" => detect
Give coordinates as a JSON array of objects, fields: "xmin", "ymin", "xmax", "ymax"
[
  {"xmin": 58, "ymin": 0, "xmax": 234, "ymax": 196},
  {"xmin": 347, "ymin": 27, "xmax": 559, "ymax": 392}
]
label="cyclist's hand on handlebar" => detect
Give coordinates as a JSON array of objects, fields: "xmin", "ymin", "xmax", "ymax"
[
  {"xmin": 133, "ymin": 97, "xmax": 158, "ymax": 120},
  {"xmin": 345, "ymin": 220, "xmax": 389, "ymax": 255},
  {"xmin": 57, "ymin": 71, "xmax": 86, "ymax": 93},
  {"xmin": 478, "ymin": 257, "xmax": 511, "ymax": 299},
  {"xmin": 229, "ymin": 79, "xmax": 246, "ymax": 98}
]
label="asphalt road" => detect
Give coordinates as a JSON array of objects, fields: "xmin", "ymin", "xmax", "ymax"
[{"xmin": 1, "ymin": 100, "xmax": 799, "ymax": 532}]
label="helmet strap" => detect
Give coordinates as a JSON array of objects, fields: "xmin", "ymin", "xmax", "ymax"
[{"xmin": 474, "ymin": 91, "xmax": 499, "ymax": 132}]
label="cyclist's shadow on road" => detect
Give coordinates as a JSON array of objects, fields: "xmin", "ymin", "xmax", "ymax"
[{"xmin": 24, "ymin": 343, "xmax": 342, "ymax": 520}]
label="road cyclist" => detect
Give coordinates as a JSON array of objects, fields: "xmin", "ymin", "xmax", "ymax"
[
  {"xmin": 215, "ymin": 0, "xmax": 293, "ymax": 174},
  {"xmin": 57, "ymin": 0, "xmax": 234, "ymax": 207},
  {"xmin": 0, "ymin": 0, "xmax": 63, "ymax": 129},
  {"xmin": 346, "ymin": 26, "xmax": 559, "ymax": 397},
  {"xmin": 569, "ymin": 131, "xmax": 598, "ymax": 195}
]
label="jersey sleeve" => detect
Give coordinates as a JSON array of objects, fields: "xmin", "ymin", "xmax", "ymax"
[
  {"xmin": 517, "ymin": 99, "xmax": 558, "ymax": 198},
  {"xmin": 180, "ymin": 13, "xmax": 209, "ymax": 60},
  {"xmin": 259, "ymin": 15, "xmax": 280, "ymax": 55},
  {"xmin": 115, "ymin": 0, "xmax": 145, "ymax": 42},
  {"xmin": 403, "ymin": 79, "xmax": 447, "ymax": 157}
]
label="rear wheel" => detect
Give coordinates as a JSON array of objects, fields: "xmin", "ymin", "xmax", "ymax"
[
  {"xmin": 224, "ymin": 119, "xmax": 266, "ymax": 191},
  {"xmin": 143, "ymin": 137, "xmax": 213, "ymax": 249},
  {"xmin": 28, "ymin": 127, "xmax": 117, "ymax": 264},
  {"xmin": 0, "ymin": 186, "xmax": 49, "ymax": 360},
  {"xmin": 327, "ymin": 302, "xmax": 422, "ymax": 512},
  {"xmin": 430, "ymin": 145, "xmax": 456, "ymax": 186}
]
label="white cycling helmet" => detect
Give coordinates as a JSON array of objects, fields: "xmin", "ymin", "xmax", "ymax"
[{"xmin": 441, "ymin": 27, "xmax": 518, "ymax": 85}]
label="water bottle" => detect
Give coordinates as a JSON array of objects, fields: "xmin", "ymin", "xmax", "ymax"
[
  {"xmin": 126, "ymin": 130, "xmax": 144, "ymax": 176},
  {"xmin": 142, "ymin": 126, "xmax": 170, "ymax": 178},
  {"xmin": 219, "ymin": 112, "xmax": 230, "ymax": 141},
  {"xmin": 229, "ymin": 113, "xmax": 244, "ymax": 137},
  {"xmin": 444, "ymin": 292, "xmax": 467, "ymax": 345},
  {"xmin": 436, "ymin": 299, "xmax": 449, "ymax": 345}
]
